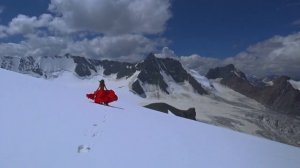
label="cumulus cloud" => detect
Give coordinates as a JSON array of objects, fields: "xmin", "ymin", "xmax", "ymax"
[
  {"xmin": 0, "ymin": 35, "xmax": 67, "ymax": 57},
  {"xmin": 154, "ymin": 47, "xmax": 223, "ymax": 74},
  {"xmin": 3, "ymin": 14, "xmax": 53, "ymax": 35},
  {"xmin": 48, "ymin": 0, "xmax": 171, "ymax": 35},
  {"xmin": 65, "ymin": 34, "xmax": 165, "ymax": 61},
  {"xmin": 0, "ymin": 0, "xmax": 171, "ymax": 61},
  {"xmin": 225, "ymin": 32, "xmax": 300, "ymax": 79},
  {"xmin": 180, "ymin": 54, "xmax": 222, "ymax": 75},
  {"xmin": 179, "ymin": 32, "xmax": 300, "ymax": 80},
  {"xmin": 155, "ymin": 47, "xmax": 176, "ymax": 58},
  {"xmin": 0, "ymin": 34, "xmax": 164, "ymax": 62}
]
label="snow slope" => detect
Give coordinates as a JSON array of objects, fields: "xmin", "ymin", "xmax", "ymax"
[{"xmin": 1, "ymin": 69, "xmax": 300, "ymax": 168}]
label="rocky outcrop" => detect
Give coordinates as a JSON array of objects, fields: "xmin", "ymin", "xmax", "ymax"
[
  {"xmin": 144, "ymin": 102, "xmax": 196, "ymax": 120},
  {"xmin": 72, "ymin": 56, "xmax": 97, "ymax": 77},
  {"xmin": 18, "ymin": 56, "xmax": 43, "ymax": 76},
  {"xmin": 90, "ymin": 59, "xmax": 136, "ymax": 79},
  {"xmin": 131, "ymin": 80, "xmax": 146, "ymax": 98},
  {"xmin": 1, "ymin": 56, "xmax": 15, "ymax": 70},
  {"xmin": 206, "ymin": 64, "xmax": 300, "ymax": 115},
  {"xmin": 258, "ymin": 76, "xmax": 300, "ymax": 115},
  {"xmin": 101, "ymin": 60, "xmax": 136, "ymax": 79}
]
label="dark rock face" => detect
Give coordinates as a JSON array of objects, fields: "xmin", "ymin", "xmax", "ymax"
[
  {"xmin": 72, "ymin": 56, "xmax": 137, "ymax": 78},
  {"xmin": 206, "ymin": 65, "xmax": 300, "ymax": 115},
  {"xmin": 131, "ymin": 80, "xmax": 146, "ymax": 98},
  {"xmin": 1, "ymin": 56, "xmax": 14, "ymax": 69},
  {"xmin": 220, "ymin": 72, "xmax": 258, "ymax": 98},
  {"xmin": 132, "ymin": 53, "xmax": 207, "ymax": 96},
  {"xmin": 1, "ymin": 56, "xmax": 43, "ymax": 76},
  {"xmin": 258, "ymin": 76, "xmax": 300, "ymax": 115},
  {"xmin": 158, "ymin": 56, "xmax": 207, "ymax": 94},
  {"xmin": 187, "ymin": 74, "xmax": 208, "ymax": 94},
  {"xmin": 206, "ymin": 64, "xmax": 247, "ymax": 80},
  {"xmin": 73, "ymin": 57, "xmax": 137, "ymax": 78},
  {"xmin": 72, "ymin": 56, "xmax": 97, "ymax": 77},
  {"xmin": 144, "ymin": 102, "xmax": 196, "ymax": 120},
  {"xmin": 19, "ymin": 56, "xmax": 43, "ymax": 76},
  {"xmin": 98, "ymin": 60, "xmax": 136, "ymax": 79},
  {"xmin": 135, "ymin": 54, "xmax": 169, "ymax": 94}
]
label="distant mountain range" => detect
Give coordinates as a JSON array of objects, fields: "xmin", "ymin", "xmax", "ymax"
[
  {"xmin": 0, "ymin": 53, "xmax": 207, "ymax": 96},
  {"xmin": 0, "ymin": 54, "xmax": 135, "ymax": 79},
  {"xmin": 1, "ymin": 53, "xmax": 299, "ymax": 116}
]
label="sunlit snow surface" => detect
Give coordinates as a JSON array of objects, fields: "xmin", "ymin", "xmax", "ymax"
[{"xmin": 1, "ymin": 69, "xmax": 300, "ymax": 168}]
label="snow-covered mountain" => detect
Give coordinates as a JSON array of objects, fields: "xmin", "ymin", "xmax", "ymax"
[
  {"xmin": 0, "ymin": 53, "xmax": 207, "ymax": 97},
  {"xmin": 0, "ymin": 54, "xmax": 136, "ymax": 79},
  {"xmin": 1, "ymin": 68, "xmax": 300, "ymax": 168},
  {"xmin": 1, "ymin": 54, "xmax": 300, "ymax": 147},
  {"xmin": 131, "ymin": 53, "xmax": 207, "ymax": 97},
  {"xmin": 206, "ymin": 64, "xmax": 300, "ymax": 115}
]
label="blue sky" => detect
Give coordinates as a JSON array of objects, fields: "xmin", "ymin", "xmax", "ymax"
[
  {"xmin": 0, "ymin": 0, "xmax": 48, "ymax": 22},
  {"xmin": 0, "ymin": 0, "xmax": 300, "ymax": 78},
  {"xmin": 165, "ymin": 0, "xmax": 300, "ymax": 58}
]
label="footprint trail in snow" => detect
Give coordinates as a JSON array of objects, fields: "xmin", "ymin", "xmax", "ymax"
[{"xmin": 78, "ymin": 114, "xmax": 108, "ymax": 154}]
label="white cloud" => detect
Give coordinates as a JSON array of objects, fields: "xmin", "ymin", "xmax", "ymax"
[
  {"xmin": 48, "ymin": 17, "xmax": 74, "ymax": 34},
  {"xmin": 65, "ymin": 34, "xmax": 166, "ymax": 61},
  {"xmin": 48, "ymin": 0, "xmax": 171, "ymax": 35},
  {"xmin": 0, "ymin": 0, "xmax": 171, "ymax": 61},
  {"xmin": 179, "ymin": 32, "xmax": 300, "ymax": 80},
  {"xmin": 0, "ymin": 34, "xmax": 165, "ymax": 62},
  {"xmin": 180, "ymin": 54, "xmax": 222, "ymax": 75},
  {"xmin": 225, "ymin": 32, "xmax": 300, "ymax": 79},
  {"xmin": 155, "ymin": 47, "xmax": 223, "ymax": 75},
  {"xmin": 155, "ymin": 47, "xmax": 177, "ymax": 59},
  {"xmin": 0, "ymin": 42, "xmax": 28, "ymax": 57},
  {"xmin": 3, "ymin": 14, "xmax": 53, "ymax": 35},
  {"xmin": 0, "ymin": 35, "xmax": 67, "ymax": 57}
]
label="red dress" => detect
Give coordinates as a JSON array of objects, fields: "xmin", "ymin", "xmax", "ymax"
[{"xmin": 86, "ymin": 83, "xmax": 118, "ymax": 104}]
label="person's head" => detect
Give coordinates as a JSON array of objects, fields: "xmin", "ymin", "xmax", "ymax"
[{"xmin": 99, "ymin": 79, "xmax": 105, "ymax": 84}]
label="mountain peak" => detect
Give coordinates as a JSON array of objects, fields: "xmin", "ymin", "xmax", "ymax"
[
  {"xmin": 206, "ymin": 64, "xmax": 245, "ymax": 80},
  {"xmin": 225, "ymin": 64, "xmax": 235, "ymax": 70},
  {"xmin": 145, "ymin": 52, "xmax": 156, "ymax": 60},
  {"xmin": 132, "ymin": 55, "xmax": 207, "ymax": 97}
]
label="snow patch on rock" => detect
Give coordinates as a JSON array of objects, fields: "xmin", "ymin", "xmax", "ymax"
[{"xmin": 289, "ymin": 80, "xmax": 300, "ymax": 90}]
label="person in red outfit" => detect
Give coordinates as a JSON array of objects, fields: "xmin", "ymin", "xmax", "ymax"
[
  {"xmin": 86, "ymin": 79, "xmax": 118, "ymax": 106},
  {"xmin": 95, "ymin": 79, "xmax": 109, "ymax": 105},
  {"xmin": 97, "ymin": 79, "xmax": 107, "ymax": 91}
]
